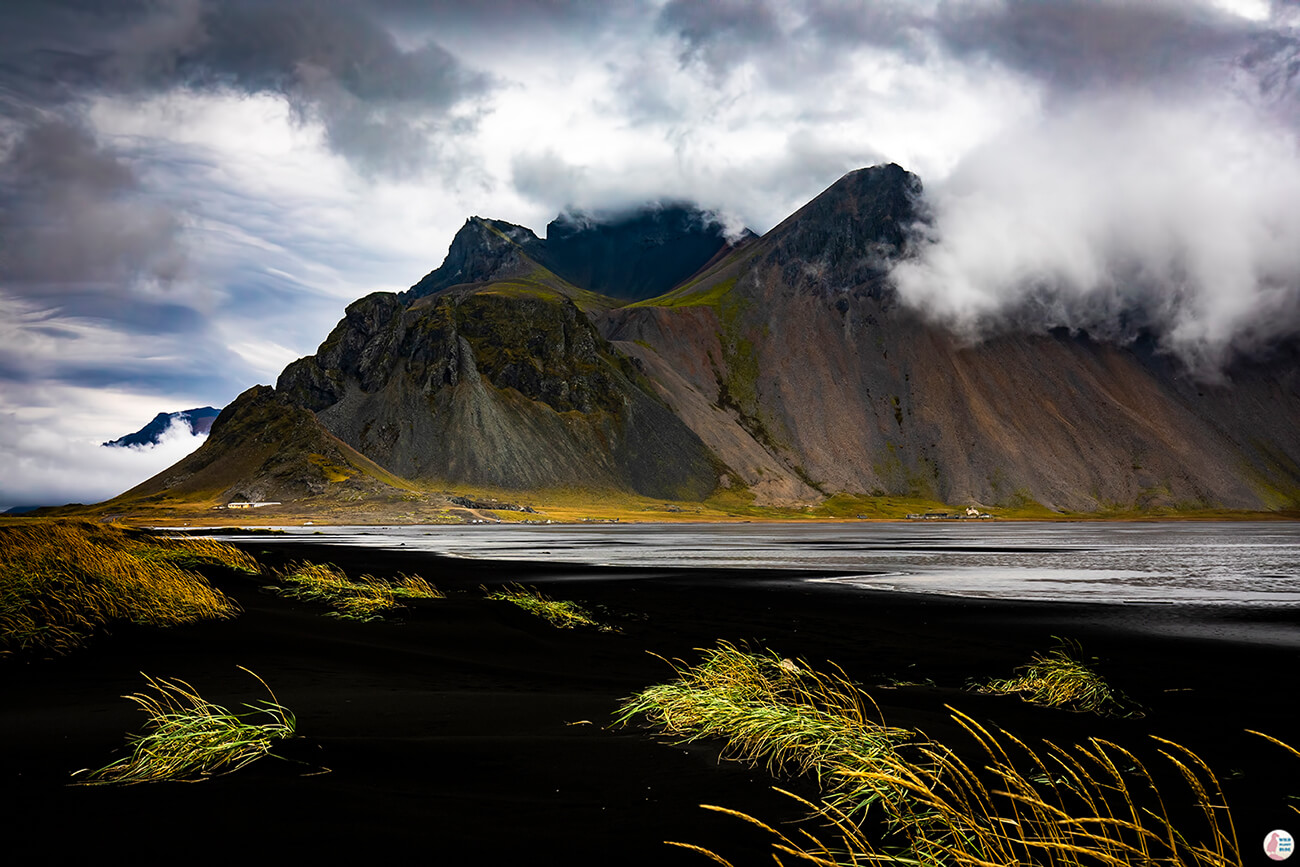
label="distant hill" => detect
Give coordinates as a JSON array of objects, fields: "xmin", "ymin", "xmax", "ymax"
[
  {"xmin": 0, "ymin": 505, "xmax": 45, "ymax": 515},
  {"xmin": 103, "ymin": 406, "xmax": 222, "ymax": 448},
  {"xmin": 107, "ymin": 386, "xmax": 422, "ymax": 508}
]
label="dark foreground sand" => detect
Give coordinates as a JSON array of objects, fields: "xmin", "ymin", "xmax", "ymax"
[{"xmin": 3, "ymin": 539, "xmax": 1297, "ymax": 864}]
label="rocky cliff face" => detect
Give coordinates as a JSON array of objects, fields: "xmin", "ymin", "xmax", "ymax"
[{"xmin": 279, "ymin": 274, "xmax": 719, "ymax": 500}]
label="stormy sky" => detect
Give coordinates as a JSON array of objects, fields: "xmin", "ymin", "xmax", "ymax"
[{"xmin": 1, "ymin": 0, "xmax": 1297, "ymax": 507}]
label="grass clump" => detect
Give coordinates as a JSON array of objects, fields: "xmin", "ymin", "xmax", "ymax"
[
  {"xmin": 622, "ymin": 642, "xmax": 1246, "ymax": 867},
  {"xmin": 269, "ymin": 562, "xmax": 443, "ymax": 621},
  {"xmin": 616, "ymin": 642, "xmax": 912, "ymax": 816},
  {"xmin": 0, "ymin": 520, "xmax": 240, "ymax": 657},
  {"xmin": 74, "ymin": 667, "xmax": 295, "ymax": 785},
  {"xmin": 973, "ymin": 638, "xmax": 1139, "ymax": 717},
  {"xmin": 483, "ymin": 584, "xmax": 612, "ymax": 631}
]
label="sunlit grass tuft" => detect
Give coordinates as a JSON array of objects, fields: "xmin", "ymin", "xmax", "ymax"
[
  {"xmin": 268, "ymin": 562, "xmax": 443, "ymax": 621},
  {"xmin": 622, "ymin": 641, "xmax": 1255, "ymax": 867},
  {"xmin": 973, "ymin": 637, "xmax": 1140, "ymax": 717},
  {"xmin": 129, "ymin": 536, "xmax": 261, "ymax": 574},
  {"xmin": 0, "ymin": 520, "xmax": 240, "ymax": 657},
  {"xmin": 483, "ymin": 583, "xmax": 614, "ymax": 631},
  {"xmin": 616, "ymin": 642, "xmax": 912, "ymax": 815},
  {"xmin": 73, "ymin": 667, "xmax": 295, "ymax": 785}
]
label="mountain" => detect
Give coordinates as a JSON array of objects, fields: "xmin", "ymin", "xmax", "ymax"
[
  {"xmin": 278, "ymin": 241, "xmax": 719, "ymax": 500},
  {"xmin": 120, "ymin": 170, "xmax": 1300, "ymax": 516},
  {"xmin": 603, "ymin": 164, "xmax": 1300, "ymax": 511},
  {"xmin": 103, "ymin": 406, "xmax": 222, "ymax": 448}
]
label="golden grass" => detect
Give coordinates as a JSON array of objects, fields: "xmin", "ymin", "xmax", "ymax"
[
  {"xmin": 129, "ymin": 535, "xmax": 262, "ymax": 574},
  {"xmin": 73, "ymin": 667, "xmax": 295, "ymax": 785},
  {"xmin": 621, "ymin": 642, "xmax": 1256, "ymax": 867},
  {"xmin": 616, "ymin": 642, "xmax": 910, "ymax": 816},
  {"xmin": 0, "ymin": 521, "xmax": 241, "ymax": 657},
  {"xmin": 973, "ymin": 638, "xmax": 1140, "ymax": 717},
  {"xmin": 483, "ymin": 583, "xmax": 614, "ymax": 631},
  {"xmin": 268, "ymin": 562, "xmax": 444, "ymax": 621}
]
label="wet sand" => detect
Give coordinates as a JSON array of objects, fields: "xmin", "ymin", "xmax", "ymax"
[{"xmin": 3, "ymin": 539, "xmax": 1296, "ymax": 864}]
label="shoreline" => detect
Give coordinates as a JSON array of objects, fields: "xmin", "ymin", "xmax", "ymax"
[{"xmin": 3, "ymin": 539, "xmax": 1297, "ymax": 862}]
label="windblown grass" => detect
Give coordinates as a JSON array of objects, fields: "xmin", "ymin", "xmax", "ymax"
[
  {"xmin": 973, "ymin": 638, "xmax": 1140, "ymax": 717},
  {"xmin": 269, "ymin": 562, "xmax": 443, "ymax": 621},
  {"xmin": 483, "ymin": 583, "xmax": 613, "ymax": 631},
  {"xmin": 616, "ymin": 642, "xmax": 911, "ymax": 815},
  {"xmin": 0, "ymin": 520, "xmax": 240, "ymax": 657},
  {"xmin": 130, "ymin": 536, "xmax": 261, "ymax": 574},
  {"xmin": 74, "ymin": 667, "xmax": 295, "ymax": 785},
  {"xmin": 622, "ymin": 642, "xmax": 1251, "ymax": 867}
]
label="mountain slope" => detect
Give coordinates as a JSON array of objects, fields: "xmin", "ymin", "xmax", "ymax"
[
  {"xmin": 109, "ymin": 385, "xmax": 419, "ymax": 508},
  {"xmin": 605, "ymin": 164, "xmax": 1300, "ymax": 511}
]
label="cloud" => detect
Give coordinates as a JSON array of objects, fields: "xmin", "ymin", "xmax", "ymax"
[
  {"xmin": 0, "ymin": 396, "xmax": 209, "ymax": 509},
  {"xmin": 0, "ymin": 0, "xmax": 492, "ymax": 176},
  {"xmin": 891, "ymin": 92, "xmax": 1300, "ymax": 374},
  {"xmin": 0, "ymin": 117, "xmax": 186, "ymax": 286},
  {"xmin": 926, "ymin": 0, "xmax": 1261, "ymax": 97}
]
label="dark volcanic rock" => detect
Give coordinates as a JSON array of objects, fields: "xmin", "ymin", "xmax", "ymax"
[
  {"xmin": 406, "ymin": 218, "xmax": 542, "ymax": 300},
  {"xmin": 761, "ymin": 162, "xmax": 923, "ymax": 297},
  {"xmin": 128, "ymin": 161, "xmax": 1300, "ymax": 515}
]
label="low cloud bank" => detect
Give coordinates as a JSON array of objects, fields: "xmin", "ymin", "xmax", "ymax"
[
  {"xmin": 0, "ymin": 417, "xmax": 206, "ymax": 510},
  {"xmin": 892, "ymin": 95, "xmax": 1300, "ymax": 375}
]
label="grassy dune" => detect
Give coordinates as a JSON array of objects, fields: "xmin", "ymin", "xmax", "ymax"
[{"xmin": 0, "ymin": 520, "xmax": 246, "ymax": 656}]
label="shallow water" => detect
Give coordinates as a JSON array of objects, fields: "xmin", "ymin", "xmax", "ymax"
[{"xmin": 210, "ymin": 521, "xmax": 1300, "ymax": 607}]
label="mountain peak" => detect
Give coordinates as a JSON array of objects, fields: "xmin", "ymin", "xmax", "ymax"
[
  {"xmin": 405, "ymin": 217, "xmax": 543, "ymax": 300},
  {"xmin": 760, "ymin": 162, "xmax": 924, "ymax": 294}
]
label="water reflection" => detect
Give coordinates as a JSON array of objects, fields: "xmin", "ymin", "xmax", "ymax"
[{"xmin": 211, "ymin": 522, "xmax": 1300, "ymax": 606}]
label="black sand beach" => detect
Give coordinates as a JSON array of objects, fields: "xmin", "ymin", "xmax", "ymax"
[{"xmin": 3, "ymin": 538, "xmax": 1297, "ymax": 864}]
